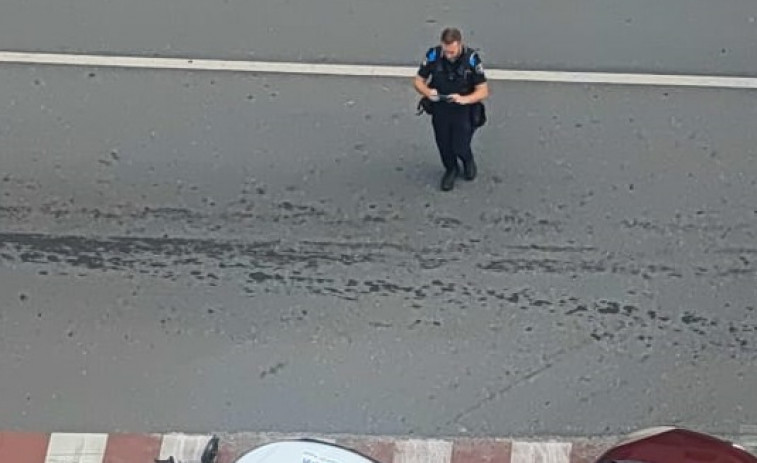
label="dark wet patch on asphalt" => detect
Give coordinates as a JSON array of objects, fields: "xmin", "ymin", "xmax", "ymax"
[
  {"xmin": 1, "ymin": 230, "xmax": 755, "ymax": 359},
  {"xmin": 478, "ymin": 257, "xmax": 684, "ymax": 279}
]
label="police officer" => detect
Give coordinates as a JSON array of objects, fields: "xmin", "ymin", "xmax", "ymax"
[{"xmin": 414, "ymin": 27, "xmax": 489, "ymax": 191}]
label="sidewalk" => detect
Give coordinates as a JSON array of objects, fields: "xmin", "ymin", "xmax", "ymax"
[
  {"xmin": 1, "ymin": 430, "xmax": 754, "ymax": 463},
  {"xmin": 0, "ymin": 431, "xmax": 619, "ymax": 463}
]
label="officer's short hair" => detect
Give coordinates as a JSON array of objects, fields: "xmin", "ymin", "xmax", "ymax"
[{"xmin": 441, "ymin": 27, "xmax": 462, "ymax": 44}]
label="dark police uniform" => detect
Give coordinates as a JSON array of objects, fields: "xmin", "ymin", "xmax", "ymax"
[{"xmin": 417, "ymin": 46, "xmax": 487, "ymax": 176}]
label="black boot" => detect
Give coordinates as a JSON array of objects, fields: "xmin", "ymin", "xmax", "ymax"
[
  {"xmin": 462, "ymin": 158, "xmax": 477, "ymax": 181},
  {"xmin": 440, "ymin": 168, "xmax": 458, "ymax": 191}
]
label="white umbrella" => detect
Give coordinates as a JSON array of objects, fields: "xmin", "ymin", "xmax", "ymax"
[{"xmin": 235, "ymin": 440, "xmax": 378, "ymax": 463}]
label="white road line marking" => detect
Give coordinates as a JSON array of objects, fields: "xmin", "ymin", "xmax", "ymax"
[
  {"xmin": 44, "ymin": 433, "xmax": 108, "ymax": 463},
  {"xmin": 394, "ymin": 439, "xmax": 453, "ymax": 463},
  {"xmin": 2, "ymin": 51, "xmax": 757, "ymax": 89},
  {"xmin": 737, "ymin": 425, "xmax": 757, "ymax": 454},
  {"xmin": 158, "ymin": 434, "xmax": 215, "ymax": 461},
  {"xmin": 511, "ymin": 441, "xmax": 572, "ymax": 463},
  {"xmin": 0, "ymin": 51, "xmax": 414, "ymax": 77}
]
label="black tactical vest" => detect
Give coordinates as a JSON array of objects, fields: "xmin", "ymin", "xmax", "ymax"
[{"xmin": 428, "ymin": 46, "xmax": 477, "ymax": 96}]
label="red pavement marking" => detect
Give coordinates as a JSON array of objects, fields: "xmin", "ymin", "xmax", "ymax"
[
  {"xmin": 103, "ymin": 434, "xmax": 163, "ymax": 463},
  {"xmin": 336, "ymin": 437, "xmax": 398, "ymax": 463},
  {"xmin": 0, "ymin": 432, "xmax": 50, "ymax": 463},
  {"xmin": 216, "ymin": 443, "xmax": 237, "ymax": 463},
  {"xmin": 452, "ymin": 439, "xmax": 511, "ymax": 463}
]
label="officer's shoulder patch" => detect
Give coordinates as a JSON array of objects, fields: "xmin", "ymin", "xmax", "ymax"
[
  {"xmin": 426, "ymin": 47, "xmax": 439, "ymax": 62},
  {"xmin": 468, "ymin": 50, "xmax": 484, "ymax": 74},
  {"xmin": 468, "ymin": 50, "xmax": 481, "ymax": 67}
]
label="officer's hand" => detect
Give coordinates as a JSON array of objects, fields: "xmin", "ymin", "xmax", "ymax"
[
  {"xmin": 427, "ymin": 89, "xmax": 440, "ymax": 102},
  {"xmin": 449, "ymin": 94, "xmax": 468, "ymax": 104}
]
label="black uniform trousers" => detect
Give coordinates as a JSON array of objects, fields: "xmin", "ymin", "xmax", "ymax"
[{"xmin": 431, "ymin": 103, "xmax": 474, "ymax": 173}]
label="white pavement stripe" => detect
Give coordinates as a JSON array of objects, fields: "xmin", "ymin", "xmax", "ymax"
[
  {"xmin": 159, "ymin": 434, "xmax": 215, "ymax": 461},
  {"xmin": 511, "ymin": 442, "xmax": 572, "ymax": 463},
  {"xmin": 737, "ymin": 425, "xmax": 757, "ymax": 454},
  {"xmin": 2, "ymin": 51, "xmax": 757, "ymax": 89},
  {"xmin": 486, "ymin": 69, "xmax": 757, "ymax": 89},
  {"xmin": 0, "ymin": 51, "xmax": 415, "ymax": 77},
  {"xmin": 394, "ymin": 439, "xmax": 453, "ymax": 463},
  {"xmin": 44, "ymin": 433, "xmax": 108, "ymax": 463}
]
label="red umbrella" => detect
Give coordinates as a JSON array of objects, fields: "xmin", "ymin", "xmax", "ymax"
[{"xmin": 597, "ymin": 427, "xmax": 757, "ymax": 463}]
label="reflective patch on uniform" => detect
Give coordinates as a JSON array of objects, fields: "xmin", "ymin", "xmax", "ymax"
[{"xmin": 475, "ymin": 63, "xmax": 484, "ymax": 74}]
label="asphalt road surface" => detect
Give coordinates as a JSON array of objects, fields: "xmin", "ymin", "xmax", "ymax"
[
  {"xmin": 2, "ymin": 0, "xmax": 757, "ymax": 75},
  {"xmin": 1, "ymin": 1, "xmax": 757, "ymax": 439}
]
